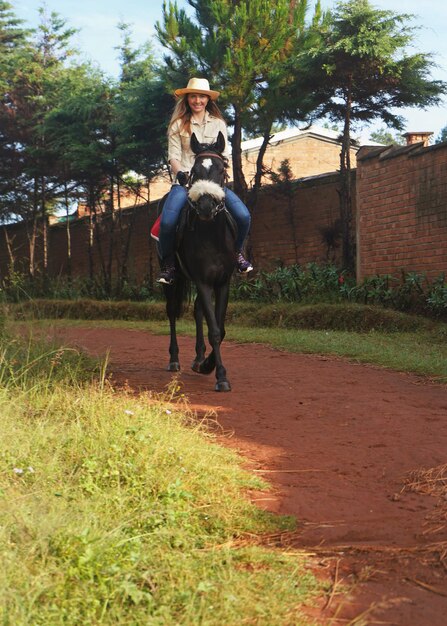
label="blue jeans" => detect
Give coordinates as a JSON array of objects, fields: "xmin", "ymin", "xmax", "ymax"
[{"xmin": 158, "ymin": 185, "xmax": 251, "ymax": 260}]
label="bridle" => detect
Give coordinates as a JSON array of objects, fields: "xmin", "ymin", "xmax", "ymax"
[
  {"xmin": 187, "ymin": 194, "xmax": 226, "ymax": 216},
  {"xmin": 189, "ymin": 150, "xmax": 229, "ymax": 186}
]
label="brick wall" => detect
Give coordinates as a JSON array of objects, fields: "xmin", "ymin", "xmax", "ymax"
[
  {"xmin": 356, "ymin": 142, "xmax": 447, "ymax": 281},
  {"xmin": 47, "ymin": 204, "xmax": 161, "ymax": 285},
  {"xmin": 249, "ymin": 173, "xmax": 346, "ymax": 269},
  {"xmin": 0, "ymin": 202, "xmax": 161, "ymax": 286},
  {"xmin": 0, "ymin": 173, "xmax": 344, "ymax": 284},
  {"xmin": 3, "ymin": 139, "xmax": 446, "ymax": 288}
]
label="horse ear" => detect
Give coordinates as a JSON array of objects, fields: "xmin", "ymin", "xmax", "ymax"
[
  {"xmin": 190, "ymin": 133, "xmax": 200, "ymax": 155},
  {"xmin": 216, "ymin": 131, "xmax": 226, "ymax": 154}
]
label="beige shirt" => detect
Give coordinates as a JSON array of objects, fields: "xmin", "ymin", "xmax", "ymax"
[{"xmin": 168, "ymin": 111, "xmax": 230, "ymax": 172}]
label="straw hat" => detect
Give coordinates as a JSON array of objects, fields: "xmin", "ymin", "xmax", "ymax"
[{"xmin": 174, "ymin": 77, "xmax": 220, "ymax": 101}]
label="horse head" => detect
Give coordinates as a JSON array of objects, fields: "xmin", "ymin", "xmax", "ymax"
[
  {"xmin": 189, "ymin": 131, "xmax": 227, "ymax": 186},
  {"xmin": 188, "ymin": 131, "xmax": 227, "ymax": 220}
]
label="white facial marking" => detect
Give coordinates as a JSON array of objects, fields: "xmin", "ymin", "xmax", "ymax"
[{"xmin": 202, "ymin": 158, "xmax": 212, "ymax": 171}]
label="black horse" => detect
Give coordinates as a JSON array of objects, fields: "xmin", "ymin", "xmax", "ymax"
[{"xmin": 162, "ymin": 131, "xmax": 237, "ymax": 392}]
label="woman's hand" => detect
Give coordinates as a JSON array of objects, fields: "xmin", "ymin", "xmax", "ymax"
[{"xmin": 176, "ymin": 171, "xmax": 189, "ymax": 186}]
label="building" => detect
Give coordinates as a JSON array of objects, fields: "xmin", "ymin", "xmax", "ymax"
[
  {"xmin": 238, "ymin": 125, "xmax": 366, "ymax": 186},
  {"xmin": 91, "ymin": 125, "xmax": 375, "ymax": 210}
]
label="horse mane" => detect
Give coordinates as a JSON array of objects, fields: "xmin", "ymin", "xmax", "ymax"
[{"xmin": 188, "ymin": 180, "xmax": 225, "ymax": 203}]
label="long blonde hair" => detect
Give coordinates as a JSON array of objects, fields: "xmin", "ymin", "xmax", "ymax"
[{"xmin": 168, "ymin": 96, "xmax": 225, "ymax": 136}]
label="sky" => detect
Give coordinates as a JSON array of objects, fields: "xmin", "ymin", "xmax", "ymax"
[{"xmin": 11, "ymin": 0, "xmax": 447, "ymax": 142}]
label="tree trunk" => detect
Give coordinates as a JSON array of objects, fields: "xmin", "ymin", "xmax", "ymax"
[
  {"xmin": 106, "ymin": 174, "xmax": 116, "ymax": 294},
  {"xmin": 28, "ymin": 218, "xmax": 37, "ymax": 279},
  {"xmin": 28, "ymin": 178, "xmax": 39, "ymax": 278},
  {"xmin": 63, "ymin": 181, "xmax": 72, "ymax": 279},
  {"xmin": 87, "ymin": 183, "xmax": 95, "ymax": 281},
  {"xmin": 339, "ymin": 82, "xmax": 355, "ymax": 272},
  {"xmin": 41, "ymin": 175, "xmax": 48, "ymax": 279},
  {"xmin": 93, "ymin": 205, "xmax": 110, "ymax": 295},
  {"xmin": 249, "ymin": 128, "xmax": 272, "ymax": 210},
  {"xmin": 231, "ymin": 106, "xmax": 248, "ymax": 202},
  {"xmin": 3, "ymin": 229, "xmax": 16, "ymax": 272},
  {"xmin": 121, "ymin": 187, "xmax": 141, "ymax": 287}
]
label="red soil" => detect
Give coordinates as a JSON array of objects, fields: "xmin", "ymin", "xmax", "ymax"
[{"xmin": 51, "ymin": 326, "xmax": 447, "ymax": 625}]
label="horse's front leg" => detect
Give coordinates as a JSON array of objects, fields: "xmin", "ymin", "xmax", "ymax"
[
  {"xmin": 214, "ymin": 280, "xmax": 230, "ymax": 345},
  {"xmin": 165, "ymin": 285, "xmax": 180, "ymax": 372},
  {"xmin": 191, "ymin": 295, "xmax": 206, "ymax": 372},
  {"xmin": 196, "ymin": 283, "xmax": 231, "ymax": 392}
]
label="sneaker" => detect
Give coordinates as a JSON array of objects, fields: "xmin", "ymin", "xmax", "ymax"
[
  {"xmin": 236, "ymin": 252, "xmax": 253, "ymax": 274},
  {"xmin": 156, "ymin": 261, "xmax": 176, "ymax": 285}
]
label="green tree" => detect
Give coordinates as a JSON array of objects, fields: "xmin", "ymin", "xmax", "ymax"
[
  {"xmin": 111, "ymin": 23, "xmax": 171, "ymax": 288},
  {"xmin": 43, "ymin": 63, "xmax": 114, "ymax": 282},
  {"xmin": 369, "ymin": 127, "xmax": 405, "ymax": 145},
  {"xmin": 156, "ymin": 0, "xmax": 323, "ymax": 200},
  {"xmin": 0, "ymin": 0, "xmax": 30, "ymax": 236},
  {"xmin": 44, "ymin": 63, "xmax": 118, "ymax": 287},
  {"xmin": 0, "ymin": 5, "xmax": 80, "ymax": 277},
  {"xmin": 303, "ymin": 0, "xmax": 447, "ymax": 271},
  {"xmin": 44, "ymin": 22, "xmax": 169, "ymax": 295},
  {"xmin": 435, "ymin": 125, "xmax": 447, "ymax": 144},
  {"xmin": 113, "ymin": 23, "xmax": 171, "ymax": 182},
  {"xmin": 0, "ymin": 0, "xmax": 28, "ymax": 85}
]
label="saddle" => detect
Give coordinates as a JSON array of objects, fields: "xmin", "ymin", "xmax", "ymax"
[
  {"xmin": 150, "ymin": 214, "xmax": 161, "ymax": 241},
  {"xmin": 149, "ymin": 207, "xmax": 192, "ymax": 243}
]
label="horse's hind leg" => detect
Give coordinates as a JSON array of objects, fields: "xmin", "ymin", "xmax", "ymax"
[
  {"xmin": 165, "ymin": 286, "xmax": 180, "ymax": 372},
  {"xmin": 193, "ymin": 295, "xmax": 216, "ymax": 375},
  {"xmin": 191, "ymin": 296, "xmax": 207, "ymax": 372},
  {"xmin": 167, "ymin": 316, "xmax": 180, "ymax": 371},
  {"xmin": 213, "ymin": 282, "xmax": 231, "ymax": 391}
]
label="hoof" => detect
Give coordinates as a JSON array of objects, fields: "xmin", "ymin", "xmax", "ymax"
[
  {"xmin": 215, "ymin": 380, "xmax": 231, "ymax": 392},
  {"xmin": 191, "ymin": 359, "xmax": 203, "ymax": 373},
  {"xmin": 167, "ymin": 362, "xmax": 180, "ymax": 372}
]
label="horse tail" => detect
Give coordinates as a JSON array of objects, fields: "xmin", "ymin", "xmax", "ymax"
[
  {"xmin": 175, "ymin": 273, "xmax": 191, "ymax": 319},
  {"xmin": 165, "ymin": 273, "xmax": 191, "ymax": 320}
]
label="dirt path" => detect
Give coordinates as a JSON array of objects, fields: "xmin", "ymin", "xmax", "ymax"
[{"xmin": 51, "ymin": 326, "xmax": 447, "ymax": 625}]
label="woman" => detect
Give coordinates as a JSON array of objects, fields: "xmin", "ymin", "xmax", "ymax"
[{"xmin": 156, "ymin": 77, "xmax": 253, "ymax": 285}]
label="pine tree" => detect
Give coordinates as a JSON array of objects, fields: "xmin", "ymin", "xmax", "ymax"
[
  {"xmin": 0, "ymin": 1, "xmax": 29, "ymax": 223},
  {"xmin": 156, "ymin": 0, "xmax": 323, "ymax": 200},
  {"xmin": 0, "ymin": 5, "xmax": 80, "ymax": 276}
]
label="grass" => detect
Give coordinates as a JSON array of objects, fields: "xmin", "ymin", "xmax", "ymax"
[
  {"xmin": 226, "ymin": 325, "xmax": 447, "ymax": 382},
  {"xmin": 22, "ymin": 314, "xmax": 447, "ymax": 383},
  {"xmin": 0, "ymin": 327, "xmax": 322, "ymax": 625},
  {"xmin": 8, "ymin": 297, "xmax": 447, "ymax": 382},
  {"xmin": 3, "ymin": 300, "xmax": 446, "ymax": 622}
]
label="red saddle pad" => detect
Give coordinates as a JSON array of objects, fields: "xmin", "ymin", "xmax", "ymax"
[{"xmin": 150, "ymin": 214, "xmax": 161, "ymax": 241}]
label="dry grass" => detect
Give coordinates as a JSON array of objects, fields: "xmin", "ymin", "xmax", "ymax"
[{"xmin": 403, "ymin": 463, "xmax": 447, "ymax": 537}]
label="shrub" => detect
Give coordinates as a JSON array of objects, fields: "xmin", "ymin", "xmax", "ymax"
[
  {"xmin": 232, "ymin": 265, "xmax": 447, "ymax": 320},
  {"xmin": 231, "ymin": 263, "xmax": 352, "ymax": 304},
  {"xmin": 12, "ymin": 299, "xmax": 169, "ymax": 322},
  {"xmin": 426, "ymin": 274, "xmax": 447, "ymax": 316},
  {"xmin": 0, "ymin": 273, "xmax": 160, "ymax": 303}
]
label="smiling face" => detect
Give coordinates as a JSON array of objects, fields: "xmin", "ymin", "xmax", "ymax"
[{"xmin": 187, "ymin": 92, "xmax": 210, "ymax": 116}]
